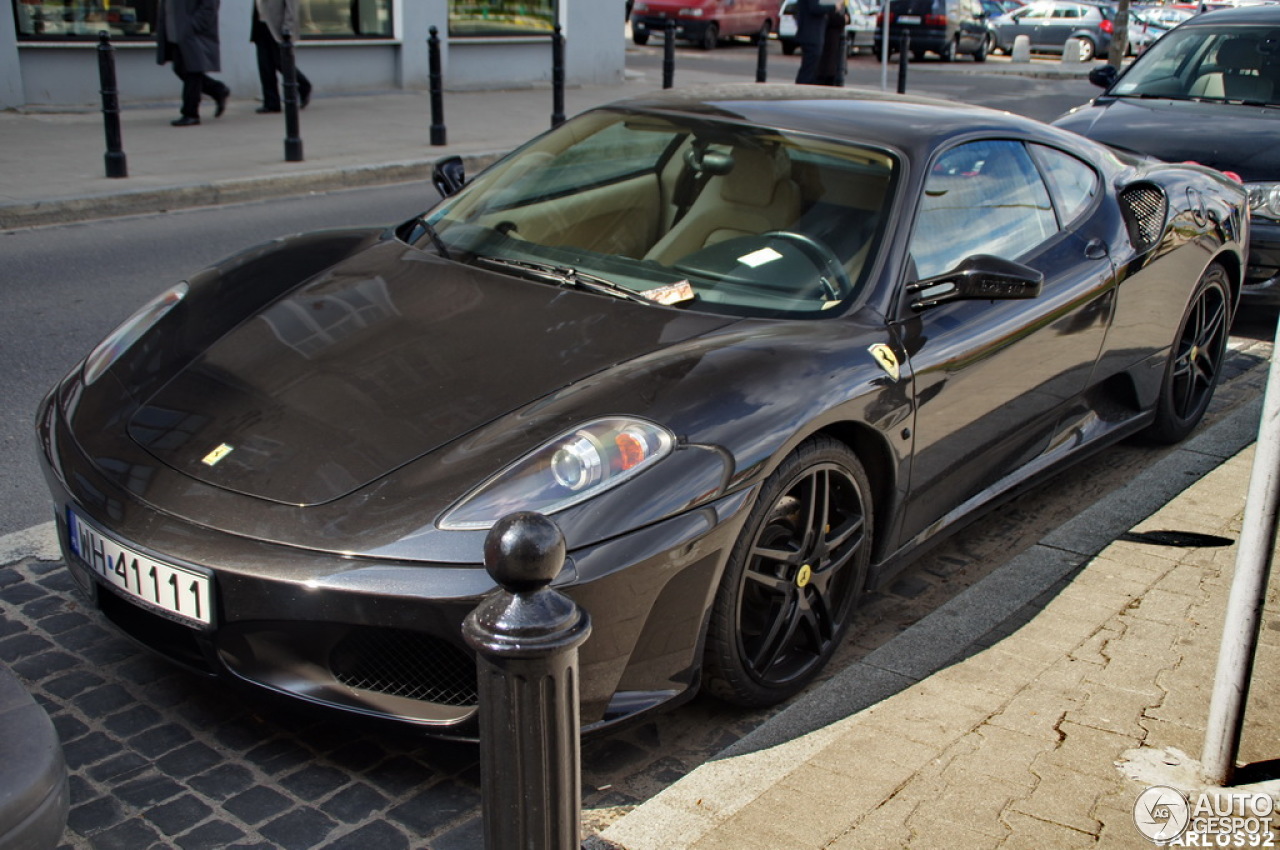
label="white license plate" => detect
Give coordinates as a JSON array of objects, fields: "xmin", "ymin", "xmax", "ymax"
[
  {"xmin": 897, "ymin": 14, "xmax": 922, "ymax": 23},
  {"xmin": 67, "ymin": 510, "xmax": 214, "ymax": 628}
]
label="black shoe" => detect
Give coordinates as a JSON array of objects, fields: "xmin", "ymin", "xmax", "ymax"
[
  {"xmin": 171, "ymin": 116, "xmax": 200, "ymax": 126},
  {"xmin": 300, "ymin": 91, "xmax": 310, "ymax": 109},
  {"xmin": 214, "ymin": 90, "xmax": 229, "ymax": 117},
  {"xmin": 256, "ymin": 106, "xmax": 281, "ymax": 114}
]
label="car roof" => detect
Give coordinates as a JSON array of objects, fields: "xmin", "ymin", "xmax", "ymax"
[
  {"xmin": 1184, "ymin": 4, "xmax": 1280, "ymax": 25},
  {"xmin": 604, "ymin": 83, "xmax": 1067, "ymax": 163}
]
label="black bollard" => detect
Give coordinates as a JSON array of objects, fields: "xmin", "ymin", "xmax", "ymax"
[
  {"xmin": 834, "ymin": 28, "xmax": 848, "ymax": 86},
  {"xmin": 755, "ymin": 21, "xmax": 769, "ymax": 82},
  {"xmin": 96, "ymin": 31, "xmax": 127, "ymax": 179},
  {"xmin": 551, "ymin": 24, "xmax": 565, "ymax": 128},
  {"xmin": 663, "ymin": 20, "xmax": 676, "ymax": 88},
  {"xmin": 897, "ymin": 31, "xmax": 909, "ymax": 94},
  {"xmin": 281, "ymin": 29, "xmax": 304, "ymax": 162},
  {"xmin": 428, "ymin": 26, "xmax": 447, "ymax": 145},
  {"xmin": 462, "ymin": 512, "xmax": 591, "ymax": 850}
]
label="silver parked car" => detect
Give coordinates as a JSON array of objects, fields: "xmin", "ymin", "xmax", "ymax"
[{"xmin": 993, "ymin": 0, "xmax": 1115, "ymax": 60}]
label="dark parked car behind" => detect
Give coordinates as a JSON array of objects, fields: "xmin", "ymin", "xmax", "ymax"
[
  {"xmin": 994, "ymin": 0, "xmax": 1115, "ymax": 60},
  {"xmin": 874, "ymin": 0, "xmax": 991, "ymax": 61},
  {"xmin": 1054, "ymin": 5, "xmax": 1280, "ymax": 304}
]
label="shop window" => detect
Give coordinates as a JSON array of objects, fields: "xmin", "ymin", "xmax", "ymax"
[
  {"xmin": 449, "ymin": 1, "xmax": 558, "ymax": 37},
  {"xmin": 12, "ymin": 0, "xmax": 393, "ymax": 40}
]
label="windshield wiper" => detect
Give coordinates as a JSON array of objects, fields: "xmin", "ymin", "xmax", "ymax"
[
  {"xmin": 474, "ymin": 256, "xmax": 653, "ymax": 305},
  {"xmin": 410, "ymin": 216, "xmax": 453, "ymax": 261}
]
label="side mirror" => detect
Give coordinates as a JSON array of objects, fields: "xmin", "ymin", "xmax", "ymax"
[
  {"xmin": 433, "ymin": 156, "xmax": 466, "ymax": 198},
  {"xmin": 907, "ymin": 254, "xmax": 1043, "ymax": 310},
  {"xmin": 1088, "ymin": 64, "xmax": 1119, "ymax": 89}
]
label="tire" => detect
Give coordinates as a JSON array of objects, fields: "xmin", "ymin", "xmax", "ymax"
[
  {"xmin": 974, "ymin": 34, "xmax": 991, "ymax": 62},
  {"xmin": 1144, "ymin": 264, "xmax": 1232, "ymax": 445},
  {"xmin": 633, "ymin": 29, "xmax": 650, "ymax": 46},
  {"xmin": 1075, "ymin": 36, "xmax": 1096, "ymax": 61},
  {"xmin": 703, "ymin": 436, "xmax": 873, "ymax": 707},
  {"xmin": 700, "ymin": 23, "xmax": 719, "ymax": 50},
  {"xmin": 782, "ymin": 39, "xmax": 798, "ymax": 55},
  {"xmin": 941, "ymin": 36, "xmax": 958, "ymax": 62}
]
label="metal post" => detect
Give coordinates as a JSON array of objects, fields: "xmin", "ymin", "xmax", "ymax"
[
  {"xmin": 96, "ymin": 31, "xmax": 127, "ymax": 179},
  {"xmin": 1201, "ymin": 322, "xmax": 1280, "ymax": 786},
  {"xmin": 281, "ymin": 29, "xmax": 303, "ymax": 162},
  {"xmin": 462, "ymin": 512, "xmax": 592, "ymax": 850},
  {"xmin": 663, "ymin": 20, "xmax": 676, "ymax": 89},
  {"xmin": 551, "ymin": 24, "xmax": 565, "ymax": 128},
  {"xmin": 880, "ymin": 0, "xmax": 890, "ymax": 90},
  {"xmin": 428, "ymin": 26, "xmax": 447, "ymax": 146},
  {"xmin": 755, "ymin": 22, "xmax": 769, "ymax": 82},
  {"xmin": 897, "ymin": 31, "xmax": 910, "ymax": 94}
]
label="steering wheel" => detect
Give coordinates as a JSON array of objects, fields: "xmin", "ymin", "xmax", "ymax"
[{"xmin": 762, "ymin": 231, "xmax": 852, "ymax": 301}]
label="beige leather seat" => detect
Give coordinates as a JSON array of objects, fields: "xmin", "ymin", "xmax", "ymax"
[
  {"xmin": 1191, "ymin": 38, "xmax": 1272, "ymax": 101},
  {"xmin": 644, "ymin": 145, "xmax": 801, "ymax": 266}
]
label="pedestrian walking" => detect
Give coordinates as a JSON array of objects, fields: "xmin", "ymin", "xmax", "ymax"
[
  {"xmin": 252, "ymin": 0, "xmax": 313, "ymax": 114},
  {"xmin": 793, "ymin": 0, "xmax": 845, "ymax": 84},
  {"xmin": 156, "ymin": 0, "xmax": 230, "ymax": 126}
]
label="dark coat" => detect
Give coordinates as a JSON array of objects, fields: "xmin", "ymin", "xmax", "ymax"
[
  {"xmin": 156, "ymin": 0, "xmax": 222, "ymax": 73},
  {"xmin": 794, "ymin": 0, "xmax": 839, "ymax": 45}
]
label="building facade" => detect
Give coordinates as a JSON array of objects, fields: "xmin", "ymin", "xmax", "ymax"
[{"xmin": 2, "ymin": 0, "xmax": 624, "ymax": 108}]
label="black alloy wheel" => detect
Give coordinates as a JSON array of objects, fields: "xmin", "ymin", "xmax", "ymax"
[
  {"xmin": 1146, "ymin": 263, "xmax": 1231, "ymax": 445},
  {"xmin": 703, "ymin": 437, "xmax": 872, "ymax": 707}
]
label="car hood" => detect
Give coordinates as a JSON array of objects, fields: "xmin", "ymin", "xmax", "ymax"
[
  {"xmin": 1054, "ymin": 97, "xmax": 1280, "ymax": 182},
  {"xmin": 126, "ymin": 240, "xmax": 734, "ymax": 506}
]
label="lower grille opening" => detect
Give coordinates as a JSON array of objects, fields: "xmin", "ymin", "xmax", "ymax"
[
  {"xmin": 97, "ymin": 586, "xmax": 214, "ymax": 673},
  {"xmin": 330, "ymin": 627, "xmax": 477, "ymax": 707}
]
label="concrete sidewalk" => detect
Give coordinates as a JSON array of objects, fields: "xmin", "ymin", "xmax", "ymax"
[{"xmin": 593, "ymin": 396, "xmax": 1280, "ymax": 849}]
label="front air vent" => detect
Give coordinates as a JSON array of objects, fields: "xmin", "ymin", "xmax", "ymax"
[
  {"xmin": 1119, "ymin": 184, "xmax": 1168, "ymax": 253},
  {"xmin": 331, "ymin": 627, "xmax": 477, "ymax": 707}
]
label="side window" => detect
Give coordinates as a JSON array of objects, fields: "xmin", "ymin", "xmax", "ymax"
[
  {"xmin": 911, "ymin": 140, "xmax": 1057, "ymax": 280},
  {"xmin": 1030, "ymin": 144, "xmax": 1099, "ymax": 226}
]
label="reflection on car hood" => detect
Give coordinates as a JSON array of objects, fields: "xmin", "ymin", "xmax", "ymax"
[
  {"xmin": 1054, "ymin": 97, "xmax": 1280, "ymax": 182},
  {"xmin": 127, "ymin": 240, "xmax": 733, "ymax": 506}
]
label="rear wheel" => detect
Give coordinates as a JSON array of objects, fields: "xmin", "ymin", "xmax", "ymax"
[
  {"xmin": 1075, "ymin": 36, "xmax": 1096, "ymax": 61},
  {"xmin": 1145, "ymin": 263, "xmax": 1231, "ymax": 445},
  {"xmin": 941, "ymin": 35, "xmax": 958, "ymax": 61},
  {"xmin": 974, "ymin": 33, "xmax": 991, "ymax": 61},
  {"xmin": 703, "ymin": 437, "xmax": 873, "ymax": 707}
]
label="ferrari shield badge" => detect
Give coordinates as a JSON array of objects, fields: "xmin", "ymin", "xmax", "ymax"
[
  {"xmin": 869, "ymin": 344, "xmax": 900, "ymax": 382},
  {"xmin": 201, "ymin": 443, "xmax": 234, "ymax": 467}
]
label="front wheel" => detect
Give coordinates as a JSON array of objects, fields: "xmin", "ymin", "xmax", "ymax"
[
  {"xmin": 1144, "ymin": 263, "xmax": 1231, "ymax": 445},
  {"xmin": 633, "ymin": 29, "xmax": 650, "ymax": 46},
  {"xmin": 700, "ymin": 23, "xmax": 719, "ymax": 50},
  {"xmin": 973, "ymin": 34, "xmax": 991, "ymax": 62},
  {"xmin": 702, "ymin": 437, "xmax": 873, "ymax": 707},
  {"xmin": 940, "ymin": 36, "xmax": 958, "ymax": 62}
]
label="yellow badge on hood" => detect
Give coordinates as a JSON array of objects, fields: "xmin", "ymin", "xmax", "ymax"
[
  {"xmin": 201, "ymin": 443, "xmax": 234, "ymax": 467},
  {"xmin": 869, "ymin": 344, "xmax": 900, "ymax": 382}
]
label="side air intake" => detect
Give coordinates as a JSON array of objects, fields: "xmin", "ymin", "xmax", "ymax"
[{"xmin": 1119, "ymin": 184, "xmax": 1168, "ymax": 253}]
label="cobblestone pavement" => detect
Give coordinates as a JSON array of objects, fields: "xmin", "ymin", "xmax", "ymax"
[{"xmin": 1, "ymin": 336, "xmax": 1272, "ymax": 850}]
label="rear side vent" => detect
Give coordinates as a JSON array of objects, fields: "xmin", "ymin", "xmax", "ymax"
[{"xmin": 1119, "ymin": 184, "xmax": 1168, "ymax": 253}]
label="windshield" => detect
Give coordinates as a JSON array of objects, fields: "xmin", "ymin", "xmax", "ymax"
[
  {"xmin": 408, "ymin": 108, "xmax": 897, "ymax": 319},
  {"xmin": 1112, "ymin": 23, "xmax": 1280, "ymax": 105}
]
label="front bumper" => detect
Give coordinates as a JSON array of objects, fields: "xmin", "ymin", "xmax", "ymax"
[
  {"xmin": 632, "ymin": 14, "xmax": 714, "ymax": 41},
  {"xmin": 1242, "ymin": 218, "xmax": 1280, "ymax": 306},
  {"xmin": 37, "ymin": 384, "xmax": 754, "ymax": 736}
]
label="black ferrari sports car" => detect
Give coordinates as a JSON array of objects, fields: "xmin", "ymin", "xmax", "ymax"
[{"xmin": 37, "ymin": 84, "xmax": 1247, "ymax": 735}]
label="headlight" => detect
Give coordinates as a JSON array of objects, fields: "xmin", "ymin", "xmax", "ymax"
[
  {"xmin": 682, "ymin": 8, "xmax": 706, "ymax": 16},
  {"xmin": 1247, "ymin": 183, "xmax": 1280, "ymax": 222},
  {"xmin": 82, "ymin": 282, "xmax": 188, "ymax": 385},
  {"xmin": 439, "ymin": 417, "xmax": 675, "ymax": 530}
]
